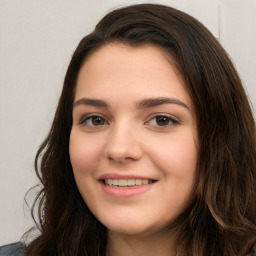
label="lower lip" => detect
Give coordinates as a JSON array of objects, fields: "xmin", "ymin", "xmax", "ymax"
[{"xmin": 99, "ymin": 181, "xmax": 156, "ymax": 198}]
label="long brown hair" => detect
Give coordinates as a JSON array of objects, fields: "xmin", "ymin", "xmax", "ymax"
[{"xmin": 24, "ymin": 4, "xmax": 256, "ymax": 256}]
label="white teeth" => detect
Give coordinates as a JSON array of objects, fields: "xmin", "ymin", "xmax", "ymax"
[
  {"xmin": 106, "ymin": 179, "xmax": 112, "ymax": 186},
  {"xmin": 142, "ymin": 179, "xmax": 149, "ymax": 185},
  {"xmin": 112, "ymin": 179, "xmax": 118, "ymax": 186},
  {"xmin": 128, "ymin": 179, "xmax": 135, "ymax": 186},
  {"xmin": 119, "ymin": 179, "xmax": 128, "ymax": 187},
  {"xmin": 104, "ymin": 178, "xmax": 153, "ymax": 187},
  {"xmin": 135, "ymin": 179, "xmax": 142, "ymax": 185}
]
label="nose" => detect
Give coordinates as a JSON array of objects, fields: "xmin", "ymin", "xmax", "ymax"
[{"xmin": 104, "ymin": 122, "xmax": 143, "ymax": 163}]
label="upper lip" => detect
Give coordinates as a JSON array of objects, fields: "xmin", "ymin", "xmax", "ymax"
[{"xmin": 98, "ymin": 173, "xmax": 157, "ymax": 180}]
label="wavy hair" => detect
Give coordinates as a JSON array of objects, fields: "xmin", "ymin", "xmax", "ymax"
[{"xmin": 24, "ymin": 4, "xmax": 256, "ymax": 256}]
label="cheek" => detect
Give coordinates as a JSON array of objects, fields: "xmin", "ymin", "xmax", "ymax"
[
  {"xmin": 149, "ymin": 131, "xmax": 197, "ymax": 191},
  {"xmin": 69, "ymin": 130, "xmax": 103, "ymax": 174},
  {"xmin": 152, "ymin": 135, "xmax": 197, "ymax": 216},
  {"xmin": 165, "ymin": 141, "xmax": 197, "ymax": 174},
  {"xmin": 159, "ymin": 132, "xmax": 197, "ymax": 172},
  {"xmin": 69, "ymin": 130, "xmax": 104, "ymax": 211}
]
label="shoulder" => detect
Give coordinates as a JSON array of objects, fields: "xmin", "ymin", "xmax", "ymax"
[{"xmin": 0, "ymin": 243, "xmax": 25, "ymax": 256}]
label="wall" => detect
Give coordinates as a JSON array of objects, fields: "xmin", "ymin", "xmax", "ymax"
[{"xmin": 0, "ymin": 0, "xmax": 255, "ymax": 245}]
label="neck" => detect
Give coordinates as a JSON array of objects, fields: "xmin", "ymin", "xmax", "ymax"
[{"xmin": 106, "ymin": 229, "xmax": 177, "ymax": 256}]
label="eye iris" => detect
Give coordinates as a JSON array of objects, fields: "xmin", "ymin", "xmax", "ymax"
[
  {"xmin": 156, "ymin": 116, "xmax": 169, "ymax": 126},
  {"xmin": 92, "ymin": 117, "xmax": 105, "ymax": 126}
]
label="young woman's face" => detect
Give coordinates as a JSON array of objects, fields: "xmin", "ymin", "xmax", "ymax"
[{"xmin": 69, "ymin": 43, "xmax": 198, "ymax": 236}]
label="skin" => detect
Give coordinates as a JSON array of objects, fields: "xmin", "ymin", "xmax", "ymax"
[{"xmin": 69, "ymin": 43, "xmax": 198, "ymax": 256}]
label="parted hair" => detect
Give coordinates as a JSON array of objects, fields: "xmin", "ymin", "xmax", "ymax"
[{"xmin": 24, "ymin": 4, "xmax": 256, "ymax": 256}]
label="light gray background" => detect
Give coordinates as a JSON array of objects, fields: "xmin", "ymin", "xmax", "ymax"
[{"xmin": 0, "ymin": 0, "xmax": 255, "ymax": 245}]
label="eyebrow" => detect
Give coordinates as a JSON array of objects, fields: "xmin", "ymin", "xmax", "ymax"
[
  {"xmin": 73, "ymin": 98, "xmax": 109, "ymax": 108},
  {"xmin": 137, "ymin": 97, "xmax": 190, "ymax": 110},
  {"xmin": 73, "ymin": 97, "xmax": 189, "ymax": 111}
]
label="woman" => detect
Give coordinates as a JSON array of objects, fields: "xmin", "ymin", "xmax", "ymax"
[{"xmin": 1, "ymin": 3, "xmax": 255, "ymax": 256}]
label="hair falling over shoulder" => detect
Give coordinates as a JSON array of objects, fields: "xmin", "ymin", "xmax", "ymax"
[{"xmin": 23, "ymin": 4, "xmax": 256, "ymax": 256}]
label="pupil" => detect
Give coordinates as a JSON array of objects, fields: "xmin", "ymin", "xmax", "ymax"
[
  {"xmin": 92, "ymin": 117, "xmax": 104, "ymax": 125},
  {"xmin": 156, "ymin": 116, "xmax": 169, "ymax": 126}
]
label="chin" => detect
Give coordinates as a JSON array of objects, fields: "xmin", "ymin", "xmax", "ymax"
[
  {"xmin": 98, "ymin": 214, "xmax": 162, "ymax": 237},
  {"xmin": 107, "ymin": 225, "xmax": 153, "ymax": 236}
]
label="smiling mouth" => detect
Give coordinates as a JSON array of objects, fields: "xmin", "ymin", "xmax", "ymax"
[{"xmin": 103, "ymin": 178, "xmax": 157, "ymax": 187}]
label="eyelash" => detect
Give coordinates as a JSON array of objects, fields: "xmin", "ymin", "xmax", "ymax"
[{"xmin": 79, "ymin": 114, "xmax": 179, "ymax": 128}]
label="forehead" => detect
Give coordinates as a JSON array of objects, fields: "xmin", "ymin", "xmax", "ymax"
[{"xmin": 75, "ymin": 43, "xmax": 191, "ymax": 108}]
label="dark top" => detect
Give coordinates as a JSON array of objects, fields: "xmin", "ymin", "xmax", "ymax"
[
  {"xmin": 0, "ymin": 242, "xmax": 255, "ymax": 255},
  {"xmin": 0, "ymin": 243, "xmax": 24, "ymax": 256}
]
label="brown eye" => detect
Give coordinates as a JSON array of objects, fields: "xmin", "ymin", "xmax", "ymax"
[
  {"xmin": 155, "ymin": 116, "xmax": 170, "ymax": 126},
  {"xmin": 91, "ymin": 116, "xmax": 106, "ymax": 126},
  {"xmin": 146, "ymin": 115, "xmax": 179, "ymax": 127},
  {"xmin": 80, "ymin": 115, "xmax": 109, "ymax": 126}
]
